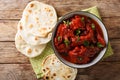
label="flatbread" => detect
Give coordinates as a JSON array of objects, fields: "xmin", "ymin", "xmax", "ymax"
[
  {"xmin": 42, "ymin": 54, "xmax": 77, "ymax": 80},
  {"xmin": 15, "ymin": 31, "xmax": 46, "ymax": 58},
  {"xmin": 19, "ymin": 1, "xmax": 57, "ymax": 45},
  {"xmin": 18, "ymin": 20, "xmax": 52, "ymax": 45}
]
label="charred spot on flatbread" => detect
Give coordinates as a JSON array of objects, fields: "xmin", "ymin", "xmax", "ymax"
[
  {"xmin": 34, "ymin": 36, "xmax": 39, "ymax": 40},
  {"xmin": 19, "ymin": 1, "xmax": 57, "ymax": 45},
  {"xmin": 50, "ymin": 13, "xmax": 53, "ymax": 16},
  {"xmin": 41, "ymin": 54, "xmax": 77, "ymax": 80},
  {"xmin": 27, "ymin": 48, "xmax": 32, "ymax": 54},
  {"xmin": 43, "ymin": 69, "xmax": 46, "ymax": 72},
  {"xmin": 30, "ymin": 3, "xmax": 34, "ymax": 8},
  {"xmin": 36, "ymin": 17, "xmax": 39, "ymax": 21},
  {"xmin": 19, "ymin": 25, "xmax": 23, "ymax": 30},
  {"xmin": 53, "ymin": 73, "xmax": 56, "ymax": 76},
  {"xmin": 29, "ymin": 24, "xmax": 33, "ymax": 28},
  {"xmin": 45, "ymin": 7, "xmax": 51, "ymax": 12},
  {"xmin": 25, "ymin": 15, "xmax": 29, "ymax": 23},
  {"xmin": 15, "ymin": 32, "xmax": 46, "ymax": 58},
  {"xmin": 28, "ymin": 10, "xmax": 32, "ymax": 13},
  {"xmin": 67, "ymin": 75, "xmax": 71, "ymax": 78}
]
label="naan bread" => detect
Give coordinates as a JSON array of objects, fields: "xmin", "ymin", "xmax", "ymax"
[
  {"xmin": 42, "ymin": 54, "xmax": 77, "ymax": 80},
  {"xmin": 19, "ymin": 1, "xmax": 57, "ymax": 45},
  {"xmin": 15, "ymin": 31, "xmax": 46, "ymax": 58},
  {"xmin": 18, "ymin": 20, "xmax": 52, "ymax": 45}
]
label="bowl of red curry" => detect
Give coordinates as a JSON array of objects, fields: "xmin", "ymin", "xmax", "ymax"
[{"xmin": 52, "ymin": 11, "xmax": 108, "ymax": 68}]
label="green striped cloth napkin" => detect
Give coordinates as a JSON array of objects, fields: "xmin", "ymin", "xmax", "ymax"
[{"xmin": 30, "ymin": 6, "xmax": 113, "ymax": 79}]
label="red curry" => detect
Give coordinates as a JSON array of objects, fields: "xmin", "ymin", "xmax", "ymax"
[{"xmin": 54, "ymin": 15, "xmax": 106, "ymax": 64}]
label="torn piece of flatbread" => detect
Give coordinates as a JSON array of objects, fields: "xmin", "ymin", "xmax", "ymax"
[
  {"xmin": 42, "ymin": 54, "xmax": 77, "ymax": 80},
  {"xmin": 15, "ymin": 31, "xmax": 46, "ymax": 58},
  {"xmin": 19, "ymin": 1, "xmax": 57, "ymax": 45}
]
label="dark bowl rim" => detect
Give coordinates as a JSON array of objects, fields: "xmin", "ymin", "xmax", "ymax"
[{"xmin": 51, "ymin": 11, "xmax": 109, "ymax": 68}]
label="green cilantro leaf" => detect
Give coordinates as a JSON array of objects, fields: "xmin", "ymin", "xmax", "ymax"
[
  {"xmin": 81, "ymin": 17, "xmax": 85, "ymax": 22},
  {"xmin": 97, "ymin": 42, "xmax": 103, "ymax": 48},
  {"xmin": 64, "ymin": 39, "xmax": 70, "ymax": 46},
  {"xmin": 83, "ymin": 40, "xmax": 89, "ymax": 46},
  {"xmin": 57, "ymin": 36, "xmax": 61, "ymax": 41},
  {"xmin": 91, "ymin": 23, "xmax": 95, "ymax": 30},
  {"xmin": 78, "ymin": 56, "xmax": 83, "ymax": 61},
  {"xmin": 63, "ymin": 20, "xmax": 71, "ymax": 26},
  {"xmin": 77, "ymin": 37, "xmax": 80, "ymax": 42},
  {"xmin": 75, "ymin": 29, "xmax": 81, "ymax": 36}
]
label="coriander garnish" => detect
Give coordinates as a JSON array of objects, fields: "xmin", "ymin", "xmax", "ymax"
[
  {"xmin": 91, "ymin": 23, "xmax": 95, "ymax": 30},
  {"xmin": 97, "ymin": 42, "xmax": 103, "ymax": 48},
  {"xmin": 78, "ymin": 56, "xmax": 83, "ymax": 61},
  {"xmin": 83, "ymin": 40, "xmax": 89, "ymax": 46},
  {"xmin": 81, "ymin": 17, "xmax": 85, "ymax": 22},
  {"xmin": 57, "ymin": 36, "xmax": 61, "ymax": 41},
  {"xmin": 63, "ymin": 20, "xmax": 71, "ymax": 26},
  {"xmin": 75, "ymin": 29, "xmax": 81, "ymax": 36},
  {"xmin": 77, "ymin": 37, "xmax": 80, "ymax": 42},
  {"xmin": 64, "ymin": 39, "xmax": 70, "ymax": 46}
]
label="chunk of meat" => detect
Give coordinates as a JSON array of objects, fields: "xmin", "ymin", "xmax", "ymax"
[
  {"xmin": 68, "ymin": 46, "xmax": 90, "ymax": 64},
  {"xmin": 70, "ymin": 15, "xmax": 84, "ymax": 30},
  {"xmin": 80, "ymin": 24, "xmax": 94, "ymax": 43},
  {"xmin": 97, "ymin": 33, "xmax": 106, "ymax": 47}
]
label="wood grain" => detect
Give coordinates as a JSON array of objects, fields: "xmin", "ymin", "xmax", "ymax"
[
  {"xmin": 0, "ymin": 0, "xmax": 120, "ymax": 80},
  {"xmin": 0, "ymin": 42, "xmax": 29, "ymax": 64},
  {"xmin": 0, "ymin": 39, "xmax": 119, "ymax": 64},
  {"xmin": 0, "ymin": 0, "xmax": 119, "ymax": 19},
  {"xmin": 0, "ymin": 62, "xmax": 120, "ymax": 80},
  {"xmin": 0, "ymin": 64, "xmax": 37, "ymax": 80},
  {"xmin": 0, "ymin": 20, "xmax": 17, "ymax": 41},
  {"xmin": 0, "ymin": 17, "xmax": 119, "ymax": 41},
  {"xmin": 76, "ymin": 62, "xmax": 120, "ymax": 80}
]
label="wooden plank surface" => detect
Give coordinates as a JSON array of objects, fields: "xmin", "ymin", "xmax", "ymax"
[
  {"xmin": 76, "ymin": 62, "xmax": 120, "ymax": 80},
  {"xmin": 0, "ymin": 17, "xmax": 119, "ymax": 41},
  {"xmin": 0, "ymin": 0, "xmax": 120, "ymax": 19},
  {"xmin": 0, "ymin": 62, "xmax": 120, "ymax": 80},
  {"xmin": 0, "ymin": 39, "xmax": 119, "ymax": 64},
  {"xmin": 0, "ymin": 0, "xmax": 120, "ymax": 80},
  {"xmin": 0, "ymin": 64, "xmax": 37, "ymax": 80}
]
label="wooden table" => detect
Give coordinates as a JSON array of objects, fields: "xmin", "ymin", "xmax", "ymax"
[{"xmin": 0, "ymin": 0, "xmax": 120, "ymax": 80}]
